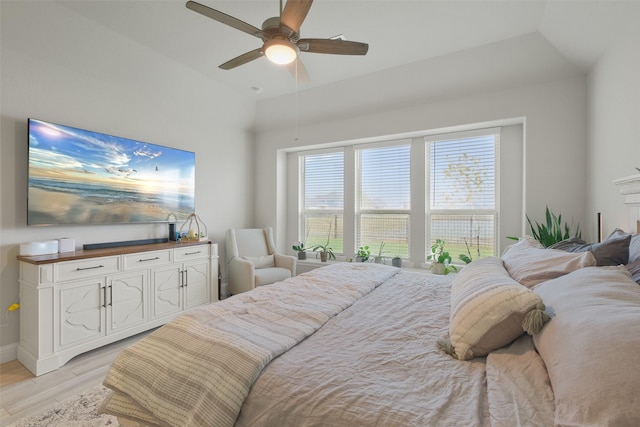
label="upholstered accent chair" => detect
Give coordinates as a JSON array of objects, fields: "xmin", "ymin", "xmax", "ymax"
[{"xmin": 225, "ymin": 227, "xmax": 296, "ymax": 295}]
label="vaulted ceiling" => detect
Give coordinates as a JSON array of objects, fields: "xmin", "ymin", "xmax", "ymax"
[{"xmin": 59, "ymin": 0, "xmax": 639, "ymax": 100}]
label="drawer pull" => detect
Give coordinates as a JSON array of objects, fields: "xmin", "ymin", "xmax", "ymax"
[
  {"xmin": 184, "ymin": 251, "xmax": 202, "ymax": 256},
  {"xmin": 76, "ymin": 264, "xmax": 104, "ymax": 271},
  {"xmin": 139, "ymin": 256, "xmax": 161, "ymax": 262}
]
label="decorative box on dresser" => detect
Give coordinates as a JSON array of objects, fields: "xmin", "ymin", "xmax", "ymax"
[{"xmin": 16, "ymin": 241, "xmax": 218, "ymax": 376}]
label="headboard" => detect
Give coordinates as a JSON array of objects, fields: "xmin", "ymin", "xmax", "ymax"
[{"xmin": 613, "ymin": 174, "xmax": 640, "ymax": 233}]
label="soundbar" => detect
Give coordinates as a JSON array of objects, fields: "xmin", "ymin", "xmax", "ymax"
[{"xmin": 83, "ymin": 238, "xmax": 169, "ymax": 251}]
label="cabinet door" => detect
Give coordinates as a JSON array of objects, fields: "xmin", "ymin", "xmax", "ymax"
[
  {"xmin": 59, "ymin": 278, "xmax": 106, "ymax": 349},
  {"xmin": 151, "ymin": 265, "xmax": 183, "ymax": 319},
  {"xmin": 183, "ymin": 260, "xmax": 210, "ymax": 309},
  {"xmin": 108, "ymin": 271, "xmax": 147, "ymax": 334}
]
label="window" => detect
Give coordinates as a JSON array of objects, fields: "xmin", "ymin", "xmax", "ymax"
[
  {"xmin": 299, "ymin": 150, "xmax": 344, "ymax": 253},
  {"xmin": 293, "ymin": 126, "xmax": 504, "ymax": 264},
  {"xmin": 426, "ymin": 130, "xmax": 498, "ymax": 261},
  {"xmin": 355, "ymin": 143, "xmax": 411, "ymax": 258}
]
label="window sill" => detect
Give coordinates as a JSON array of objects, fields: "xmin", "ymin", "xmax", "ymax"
[{"xmin": 296, "ymin": 257, "xmax": 460, "ymax": 275}]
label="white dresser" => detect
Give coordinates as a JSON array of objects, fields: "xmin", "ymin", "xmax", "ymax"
[{"xmin": 17, "ymin": 241, "xmax": 218, "ymax": 376}]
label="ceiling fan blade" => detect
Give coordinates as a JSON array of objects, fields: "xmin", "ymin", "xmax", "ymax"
[
  {"xmin": 186, "ymin": 1, "xmax": 265, "ymax": 39},
  {"xmin": 298, "ymin": 38, "xmax": 369, "ymax": 55},
  {"xmin": 280, "ymin": 0, "xmax": 313, "ymax": 34},
  {"xmin": 285, "ymin": 57, "xmax": 310, "ymax": 84},
  {"xmin": 219, "ymin": 48, "xmax": 263, "ymax": 70}
]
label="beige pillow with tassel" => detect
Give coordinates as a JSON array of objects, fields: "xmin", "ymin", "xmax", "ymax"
[{"xmin": 441, "ymin": 257, "xmax": 549, "ymax": 361}]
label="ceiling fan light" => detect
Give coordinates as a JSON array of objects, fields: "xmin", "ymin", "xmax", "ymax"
[{"xmin": 264, "ymin": 39, "xmax": 299, "ymax": 65}]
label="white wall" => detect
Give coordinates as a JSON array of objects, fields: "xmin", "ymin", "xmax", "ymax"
[
  {"xmin": 254, "ymin": 33, "xmax": 589, "ymax": 252},
  {"xmin": 587, "ymin": 24, "xmax": 640, "ymax": 236},
  {"xmin": 0, "ymin": 2, "xmax": 256, "ymax": 357},
  {"xmin": 255, "ymin": 75, "xmax": 588, "ymax": 252}
]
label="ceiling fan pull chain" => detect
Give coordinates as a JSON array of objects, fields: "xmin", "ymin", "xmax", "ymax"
[{"xmin": 295, "ymin": 59, "xmax": 299, "ymax": 142}]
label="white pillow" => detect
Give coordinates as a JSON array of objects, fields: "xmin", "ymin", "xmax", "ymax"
[
  {"xmin": 533, "ymin": 266, "xmax": 640, "ymax": 426},
  {"xmin": 446, "ymin": 257, "xmax": 549, "ymax": 360},
  {"xmin": 501, "ymin": 237, "xmax": 596, "ymax": 287},
  {"xmin": 242, "ymin": 254, "xmax": 275, "ymax": 268}
]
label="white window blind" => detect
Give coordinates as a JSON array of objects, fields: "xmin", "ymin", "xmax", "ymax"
[
  {"xmin": 427, "ymin": 131, "xmax": 498, "ymax": 261},
  {"xmin": 356, "ymin": 144, "xmax": 410, "ymax": 258},
  {"xmin": 294, "ymin": 127, "xmax": 503, "ymax": 264},
  {"xmin": 300, "ymin": 151, "xmax": 344, "ymax": 253}
]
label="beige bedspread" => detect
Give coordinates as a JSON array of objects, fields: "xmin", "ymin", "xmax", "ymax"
[
  {"xmin": 102, "ymin": 263, "xmax": 398, "ymax": 427},
  {"xmin": 486, "ymin": 335, "xmax": 555, "ymax": 427},
  {"xmin": 103, "ymin": 263, "xmax": 554, "ymax": 426},
  {"xmin": 235, "ymin": 269, "xmax": 490, "ymax": 426}
]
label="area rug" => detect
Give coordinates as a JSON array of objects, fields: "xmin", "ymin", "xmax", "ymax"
[{"xmin": 8, "ymin": 385, "xmax": 119, "ymax": 427}]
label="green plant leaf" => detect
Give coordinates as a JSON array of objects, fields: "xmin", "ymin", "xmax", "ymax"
[
  {"xmin": 525, "ymin": 206, "xmax": 581, "ymax": 247},
  {"xmin": 459, "ymin": 254, "xmax": 472, "ymax": 264}
]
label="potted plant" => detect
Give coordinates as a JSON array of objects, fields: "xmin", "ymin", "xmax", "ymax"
[
  {"xmin": 427, "ymin": 239, "xmax": 457, "ymax": 275},
  {"xmin": 355, "ymin": 245, "xmax": 370, "ymax": 262},
  {"xmin": 312, "ymin": 224, "xmax": 336, "ymax": 262},
  {"xmin": 508, "ymin": 206, "xmax": 581, "ymax": 247},
  {"xmin": 392, "ymin": 255, "xmax": 402, "ymax": 268},
  {"xmin": 374, "ymin": 242, "xmax": 386, "ymax": 264},
  {"xmin": 292, "ymin": 242, "xmax": 307, "ymax": 260}
]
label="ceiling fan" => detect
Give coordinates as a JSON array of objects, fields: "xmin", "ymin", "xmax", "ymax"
[{"xmin": 185, "ymin": 0, "xmax": 369, "ymax": 83}]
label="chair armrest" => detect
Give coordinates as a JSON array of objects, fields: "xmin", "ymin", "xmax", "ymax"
[
  {"xmin": 228, "ymin": 257, "xmax": 255, "ymax": 295},
  {"xmin": 274, "ymin": 253, "xmax": 297, "ymax": 276}
]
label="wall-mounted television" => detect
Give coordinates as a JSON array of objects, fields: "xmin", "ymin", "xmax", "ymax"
[{"xmin": 27, "ymin": 118, "xmax": 196, "ymax": 226}]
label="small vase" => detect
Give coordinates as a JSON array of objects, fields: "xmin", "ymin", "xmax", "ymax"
[
  {"xmin": 320, "ymin": 251, "xmax": 328, "ymax": 262},
  {"xmin": 431, "ymin": 263, "xmax": 446, "ymax": 275},
  {"xmin": 298, "ymin": 251, "xmax": 306, "ymax": 260},
  {"xmin": 392, "ymin": 257, "xmax": 402, "ymax": 268},
  {"xmin": 374, "ymin": 256, "xmax": 384, "ymax": 264}
]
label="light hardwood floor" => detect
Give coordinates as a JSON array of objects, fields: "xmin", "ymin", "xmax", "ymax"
[{"xmin": 0, "ymin": 330, "xmax": 153, "ymax": 425}]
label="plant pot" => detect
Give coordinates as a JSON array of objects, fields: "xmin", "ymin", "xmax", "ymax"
[
  {"xmin": 392, "ymin": 257, "xmax": 402, "ymax": 268},
  {"xmin": 374, "ymin": 256, "xmax": 384, "ymax": 264},
  {"xmin": 431, "ymin": 262, "xmax": 446, "ymax": 275},
  {"xmin": 354, "ymin": 256, "xmax": 363, "ymax": 262},
  {"xmin": 297, "ymin": 251, "xmax": 306, "ymax": 260},
  {"xmin": 320, "ymin": 251, "xmax": 328, "ymax": 262}
]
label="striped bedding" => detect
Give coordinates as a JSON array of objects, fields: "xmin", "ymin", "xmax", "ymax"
[{"xmin": 101, "ymin": 263, "xmax": 398, "ymax": 427}]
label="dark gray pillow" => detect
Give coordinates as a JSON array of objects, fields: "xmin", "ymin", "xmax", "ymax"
[
  {"xmin": 549, "ymin": 235, "xmax": 631, "ymax": 266},
  {"xmin": 607, "ymin": 228, "xmax": 640, "ymax": 263}
]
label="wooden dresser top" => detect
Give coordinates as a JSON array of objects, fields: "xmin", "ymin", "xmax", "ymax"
[{"xmin": 17, "ymin": 241, "xmax": 212, "ymax": 265}]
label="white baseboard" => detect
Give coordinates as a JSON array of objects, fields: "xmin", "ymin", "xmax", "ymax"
[{"xmin": 0, "ymin": 342, "xmax": 18, "ymax": 364}]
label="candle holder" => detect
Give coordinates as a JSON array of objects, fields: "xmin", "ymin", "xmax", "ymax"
[{"xmin": 178, "ymin": 213, "xmax": 208, "ymax": 242}]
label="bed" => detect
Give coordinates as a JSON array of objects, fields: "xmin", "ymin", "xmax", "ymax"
[{"xmin": 100, "ymin": 230, "xmax": 640, "ymax": 427}]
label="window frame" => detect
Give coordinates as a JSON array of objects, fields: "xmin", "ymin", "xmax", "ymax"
[
  {"xmin": 298, "ymin": 147, "xmax": 345, "ymax": 254},
  {"xmin": 425, "ymin": 128, "xmax": 501, "ymax": 260},
  {"xmin": 291, "ymin": 126, "xmax": 506, "ymax": 265},
  {"xmin": 354, "ymin": 139, "xmax": 412, "ymax": 259}
]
